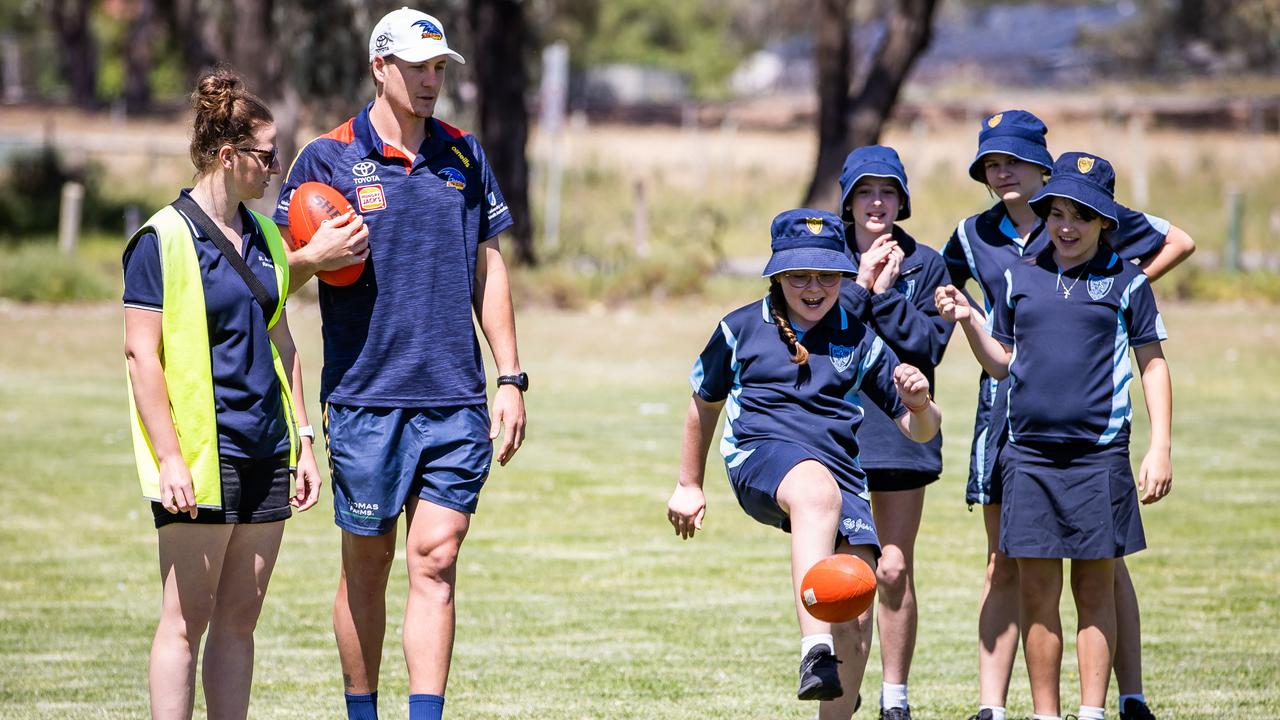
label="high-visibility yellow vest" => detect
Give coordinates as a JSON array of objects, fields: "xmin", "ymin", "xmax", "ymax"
[{"xmin": 125, "ymin": 205, "xmax": 298, "ymax": 508}]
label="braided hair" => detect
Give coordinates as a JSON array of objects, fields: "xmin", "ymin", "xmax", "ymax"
[{"xmin": 768, "ymin": 280, "xmax": 809, "ymax": 365}]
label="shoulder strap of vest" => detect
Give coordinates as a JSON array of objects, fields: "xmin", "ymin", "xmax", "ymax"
[
  {"xmin": 172, "ymin": 193, "xmax": 276, "ymax": 324},
  {"xmin": 249, "ymin": 210, "xmax": 289, "ymax": 328}
]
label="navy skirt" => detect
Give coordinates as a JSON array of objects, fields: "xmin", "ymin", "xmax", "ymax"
[{"xmin": 998, "ymin": 439, "xmax": 1146, "ymax": 560}]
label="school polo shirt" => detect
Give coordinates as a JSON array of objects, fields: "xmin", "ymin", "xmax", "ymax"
[
  {"xmin": 122, "ymin": 192, "xmax": 289, "ymax": 459},
  {"xmin": 690, "ymin": 298, "xmax": 906, "ymax": 493},
  {"xmin": 839, "ymin": 226, "xmax": 952, "ymax": 474},
  {"xmin": 944, "ymin": 201, "xmax": 1170, "ymax": 312},
  {"xmin": 989, "ymin": 249, "xmax": 1167, "ymax": 446},
  {"xmin": 274, "ymin": 105, "xmax": 513, "ymax": 407}
]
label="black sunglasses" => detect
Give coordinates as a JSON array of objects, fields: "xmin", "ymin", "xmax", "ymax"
[{"xmin": 237, "ymin": 146, "xmax": 279, "ymax": 167}]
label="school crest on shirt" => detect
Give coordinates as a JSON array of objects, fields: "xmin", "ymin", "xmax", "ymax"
[
  {"xmin": 1077, "ymin": 156, "xmax": 1096, "ymax": 174},
  {"xmin": 894, "ymin": 278, "xmax": 916, "ymax": 300},
  {"xmin": 1087, "ymin": 274, "xmax": 1113, "ymax": 300},
  {"xmin": 829, "ymin": 343, "xmax": 855, "ymax": 373},
  {"xmin": 987, "ymin": 113, "xmax": 1003, "ymax": 128}
]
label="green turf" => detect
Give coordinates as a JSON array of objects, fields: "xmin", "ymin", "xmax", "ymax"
[{"xmin": 0, "ymin": 299, "xmax": 1276, "ymax": 718}]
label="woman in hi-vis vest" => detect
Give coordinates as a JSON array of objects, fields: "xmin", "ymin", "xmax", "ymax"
[{"xmin": 122, "ymin": 68, "xmax": 338, "ymax": 719}]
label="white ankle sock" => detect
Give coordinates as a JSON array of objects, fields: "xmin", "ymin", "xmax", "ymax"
[
  {"xmin": 1078, "ymin": 705, "xmax": 1106, "ymax": 720},
  {"xmin": 881, "ymin": 682, "xmax": 908, "ymax": 709},
  {"xmin": 800, "ymin": 634, "xmax": 834, "ymax": 658},
  {"xmin": 979, "ymin": 706, "xmax": 1006, "ymax": 720}
]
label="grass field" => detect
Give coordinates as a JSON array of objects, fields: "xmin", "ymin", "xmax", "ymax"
[{"xmin": 1, "ymin": 297, "xmax": 1278, "ymax": 718}]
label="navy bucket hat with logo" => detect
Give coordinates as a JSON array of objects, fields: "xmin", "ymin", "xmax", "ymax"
[
  {"xmin": 968, "ymin": 109, "xmax": 1054, "ymax": 183},
  {"xmin": 762, "ymin": 209, "xmax": 857, "ymax": 278},
  {"xmin": 839, "ymin": 145, "xmax": 912, "ymax": 222},
  {"xmin": 1029, "ymin": 152, "xmax": 1120, "ymax": 226}
]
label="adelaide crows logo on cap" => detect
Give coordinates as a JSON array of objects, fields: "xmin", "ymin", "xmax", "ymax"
[
  {"xmin": 413, "ymin": 19, "xmax": 443, "ymax": 40},
  {"xmin": 1087, "ymin": 274, "xmax": 1113, "ymax": 300},
  {"xmin": 987, "ymin": 113, "xmax": 1003, "ymax": 128},
  {"xmin": 437, "ymin": 167, "xmax": 466, "ymax": 190},
  {"xmin": 829, "ymin": 344, "xmax": 854, "ymax": 373},
  {"xmin": 1077, "ymin": 156, "xmax": 1096, "ymax": 174},
  {"xmin": 805, "ymin": 217, "xmax": 824, "ymax": 235}
]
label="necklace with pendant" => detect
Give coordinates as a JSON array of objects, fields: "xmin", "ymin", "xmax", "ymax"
[{"xmin": 1057, "ymin": 267, "xmax": 1082, "ymax": 299}]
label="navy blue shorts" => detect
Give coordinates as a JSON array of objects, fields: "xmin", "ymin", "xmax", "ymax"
[
  {"xmin": 726, "ymin": 440, "xmax": 880, "ymax": 554},
  {"xmin": 324, "ymin": 403, "xmax": 492, "ymax": 536},
  {"xmin": 998, "ymin": 439, "xmax": 1146, "ymax": 560},
  {"xmin": 964, "ymin": 373, "xmax": 1007, "ymax": 506}
]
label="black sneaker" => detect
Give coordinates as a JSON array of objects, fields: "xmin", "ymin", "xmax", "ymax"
[
  {"xmin": 797, "ymin": 644, "xmax": 843, "ymax": 701},
  {"xmin": 879, "ymin": 707, "xmax": 911, "ymax": 720},
  {"xmin": 1120, "ymin": 698, "xmax": 1157, "ymax": 720},
  {"xmin": 965, "ymin": 711, "xmax": 994, "ymax": 720}
]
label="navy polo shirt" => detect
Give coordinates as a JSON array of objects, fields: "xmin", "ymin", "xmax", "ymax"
[
  {"xmin": 122, "ymin": 191, "xmax": 289, "ymax": 459},
  {"xmin": 945, "ymin": 201, "xmax": 1171, "ymax": 312},
  {"xmin": 989, "ymin": 248, "xmax": 1167, "ymax": 446},
  {"xmin": 690, "ymin": 298, "xmax": 906, "ymax": 494},
  {"xmin": 274, "ymin": 104, "xmax": 513, "ymax": 407},
  {"xmin": 839, "ymin": 226, "xmax": 952, "ymax": 473}
]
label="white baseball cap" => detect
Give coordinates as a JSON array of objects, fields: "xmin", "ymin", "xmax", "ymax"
[{"xmin": 368, "ymin": 7, "xmax": 466, "ymax": 65}]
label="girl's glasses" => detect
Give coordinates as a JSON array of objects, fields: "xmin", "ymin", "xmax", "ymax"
[{"xmin": 783, "ymin": 272, "xmax": 843, "ymax": 289}]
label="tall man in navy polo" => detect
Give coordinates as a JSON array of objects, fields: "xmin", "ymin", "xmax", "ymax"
[{"xmin": 273, "ymin": 9, "xmax": 526, "ymax": 720}]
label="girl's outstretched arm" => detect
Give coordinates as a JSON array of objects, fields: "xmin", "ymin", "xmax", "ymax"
[
  {"xmin": 1134, "ymin": 342, "xmax": 1173, "ymax": 504},
  {"xmin": 935, "ymin": 284, "xmax": 1012, "ymax": 379},
  {"xmin": 667, "ymin": 396, "xmax": 724, "ymax": 539}
]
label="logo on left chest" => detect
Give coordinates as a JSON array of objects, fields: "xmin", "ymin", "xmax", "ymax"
[
  {"xmin": 437, "ymin": 167, "xmax": 466, "ymax": 191},
  {"xmin": 1087, "ymin": 274, "xmax": 1113, "ymax": 300},
  {"xmin": 829, "ymin": 343, "xmax": 855, "ymax": 373},
  {"xmin": 894, "ymin": 278, "xmax": 916, "ymax": 300}
]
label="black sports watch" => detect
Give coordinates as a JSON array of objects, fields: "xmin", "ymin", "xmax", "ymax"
[{"xmin": 496, "ymin": 372, "xmax": 529, "ymax": 392}]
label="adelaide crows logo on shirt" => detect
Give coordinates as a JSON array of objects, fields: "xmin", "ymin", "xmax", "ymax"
[
  {"xmin": 413, "ymin": 19, "xmax": 443, "ymax": 40},
  {"xmin": 1087, "ymin": 274, "xmax": 1113, "ymax": 300},
  {"xmin": 829, "ymin": 344, "xmax": 854, "ymax": 373},
  {"xmin": 437, "ymin": 167, "xmax": 466, "ymax": 191}
]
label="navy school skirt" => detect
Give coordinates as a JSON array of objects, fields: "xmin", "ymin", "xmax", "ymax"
[{"xmin": 998, "ymin": 438, "xmax": 1146, "ymax": 560}]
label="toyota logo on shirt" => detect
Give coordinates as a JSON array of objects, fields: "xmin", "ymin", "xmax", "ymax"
[{"xmin": 352, "ymin": 161, "xmax": 381, "ymax": 185}]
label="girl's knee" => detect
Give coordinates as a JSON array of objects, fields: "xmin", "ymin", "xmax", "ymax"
[
  {"xmin": 987, "ymin": 551, "xmax": 1019, "ymax": 588},
  {"xmin": 875, "ymin": 550, "xmax": 910, "ymax": 598}
]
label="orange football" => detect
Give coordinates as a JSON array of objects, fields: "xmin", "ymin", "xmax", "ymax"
[
  {"xmin": 286, "ymin": 181, "xmax": 365, "ymax": 286},
  {"xmin": 801, "ymin": 554, "xmax": 877, "ymax": 623}
]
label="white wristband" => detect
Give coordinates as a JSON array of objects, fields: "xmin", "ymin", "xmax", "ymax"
[{"xmin": 298, "ymin": 424, "xmax": 315, "ymax": 440}]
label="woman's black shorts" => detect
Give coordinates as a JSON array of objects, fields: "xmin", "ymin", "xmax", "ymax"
[{"xmin": 152, "ymin": 454, "xmax": 292, "ymax": 528}]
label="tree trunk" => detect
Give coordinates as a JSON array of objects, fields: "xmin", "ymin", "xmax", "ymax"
[
  {"xmin": 803, "ymin": 0, "xmax": 852, "ymax": 210},
  {"xmin": 49, "ymin": 0, "xmax": 99, "ymax": 109},
  {"xmin": 469, "ymin": 0, "xmax": 535, "ymax": 265},
  {"xmin": 124, "ymin": 0, "xmax": 156, "ymax": 113},
  {"xmin": 231, "ymin": 0, "xmax": 276, "ymax": 97},
  {"xmin": 803, "ymin": 0, "xmax": 939, "ymax": 211},
  {"xmin": 157, "ymin": 0, "xmax": 225, "ymax": 87}
]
